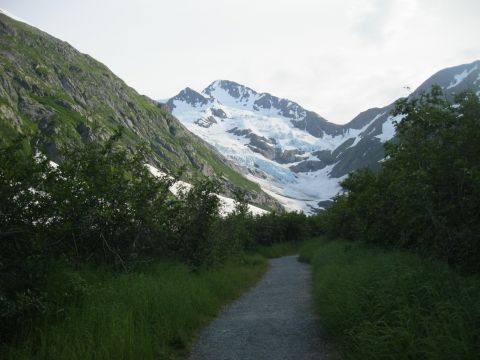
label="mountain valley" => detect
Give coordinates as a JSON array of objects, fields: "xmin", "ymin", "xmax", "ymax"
[{"xmin": 166, "ymin": 61, "xmax": 480, "ymax": 212}]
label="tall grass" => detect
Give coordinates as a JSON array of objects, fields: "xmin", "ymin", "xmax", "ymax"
[
  {"xmin": 3, "ymin": 255, "xmax": 266, "ymax": 360},
  {"xmin": 253, "ymin": 241, "xmax": 304, "ymax": 258},
  {"xmin": 301, "ymin": 239, "xmax": 480, "ymax": 360}
]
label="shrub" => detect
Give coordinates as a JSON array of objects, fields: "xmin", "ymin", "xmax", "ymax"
[{"xmin": 319, "ymin": 88, "xmax": 480, "ymax": 272}]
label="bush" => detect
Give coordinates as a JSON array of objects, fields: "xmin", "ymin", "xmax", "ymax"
[
  {"xmin": 0, "ymin": 130, "xmax": 245, "ymax": 342},
  {"xmin": 246, "ymin": 211, "xmax": 312, "ymax": 247},
  {"xmin": 172, "ymin": 178, "xmax": 222, "ymax": 269},
  {"xmin": 0, "ymin": 138, "xmax": 52, "ymax": 341},
  {"xmin": 0, "ymin": 127, "xmax": 322, "ymax": 345},
  {"xmin": 319, "ymin": 88, "xmax": 480, "ymax": 272},
  {"xmin": 47, "ymin": 130, "xmax": 177, "ymax": 266}
]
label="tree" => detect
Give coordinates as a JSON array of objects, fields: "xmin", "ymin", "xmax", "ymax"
[
  {"xmin": 174, "ymin": 178, "xmax": 221, "ymax": 269},
  {"xmin": 319, "ymin": 87, "xmax": 480, "ymax": 272},
  {"xmin": 0, "ymin": 137, "xmax": 53, "ymax": 340}
]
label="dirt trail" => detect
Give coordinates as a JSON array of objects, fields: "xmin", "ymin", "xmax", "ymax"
[{"xmin": 190, "ymin": 255, "xmax": 337, "ymax": 360}]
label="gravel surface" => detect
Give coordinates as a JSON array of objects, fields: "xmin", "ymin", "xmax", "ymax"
[{"xmin": 190, "ymin": 255, "xmax": 338, "ymax": 360}]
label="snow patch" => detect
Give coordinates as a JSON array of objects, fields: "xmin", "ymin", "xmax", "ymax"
[
  {"xmin": 145, "ymin": 164, "xmax": 267, "ymax": 216},
  {"xmin": 475, "ymin": 73, "xmax": 480, "ymax": 85},
  {"xmin": 375, "ymin": 114, "xmax": 404, "ymax": 142},
  {"xmin": 447, "ymin": 65, "xmax": 478, "ymax": 89},
  {"xmin": 347, "ymin": 112, "xmax": 386, "ymax": 149},
  {"xmin": 246, "ymin": 164, "xmax": 344, "ymax": 213}
]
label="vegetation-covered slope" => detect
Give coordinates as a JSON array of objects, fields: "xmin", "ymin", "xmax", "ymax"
[{"xmin": 0, "ymin": 13, "xmax": 280, "ymax": 210}]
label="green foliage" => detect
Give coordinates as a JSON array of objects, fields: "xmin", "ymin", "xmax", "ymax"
[
  {"xmin": 297, "ymin": 238, "xmax": 325, "ymax": 263},
  {"xmin": 253, "ymin": 241, "xmax": 304, "ymax": 258},
  {"xmin": 47, "ymin": 128, "xmax": 177, "ymax": 266},
  {"xmin": 0, "ymin": 137, "xmax": 53, "ymax": 340},
  {"xmin": 232, "ymin": 188, "xmax": 250, "ymax": 218},
  {"xmin": 0, "ymin": 124, "xmax": 317, "ymax": 349},
  {"xmin": 302, "ymin": 240, "xmax": 480, "ymax": 360},
  {"xmin": 246, "ymin": 211, "xmax": 313, "ymax": 247},
  {"xmin": 0, "ymin": 131, "xmax": 257, "ymax": 343},
  {"xmin": 319, "ymin": 87, "xmax": 480, "ymax": 272},
  {"xmin": 226, "ymin": 189, "xmax": 254, "ymax": 250},
  {"xmin": 2, "ymin": 256, "xmax": 267, "ymax": 359},
  {"xmin": 173, "ymin": 178, "xmax": 222, "ymax": 269}
]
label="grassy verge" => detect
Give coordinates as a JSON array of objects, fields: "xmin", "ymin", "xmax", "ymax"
[
  {"xmin": 3, "ymin": 255, "xmax": 267, "ymax": 360},
  {"xmin": 300, "ymin": 239, "xmax": 480, "ymax": 359},
  {"xmin": 253, "ymin": 241, "xmax": 304, "ymax": 258}
]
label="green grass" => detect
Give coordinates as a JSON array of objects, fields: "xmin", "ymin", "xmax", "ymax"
[
  {"xmin": 297, "ymin": 238, "xmax": 323, "ymax": 263},
  {"xmin": 3, "ymin": 255, "xmax": 267, "ymax": 360},
  {"xmin": 253, "ymin": 241, "xmax": 304, "ymax": 258},
  {"xmin": 300, "ymin": 239, "xmax": 480, "ymax": 359}
]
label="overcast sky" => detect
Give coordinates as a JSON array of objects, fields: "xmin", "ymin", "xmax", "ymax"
[{"xmin": 1, "ymin": 0, "xmax": 479, "ymax": 124}]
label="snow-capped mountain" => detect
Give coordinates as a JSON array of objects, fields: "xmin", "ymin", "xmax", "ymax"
[
  {"xmin": 166, "ymin": 81, "xmax": 346, "ymax": 212},
  {"xmin": 165, "ymin": 60, "xmax": 480, "ymax": 213}
]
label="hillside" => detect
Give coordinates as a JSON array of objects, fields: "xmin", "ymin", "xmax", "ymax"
[{"xmin": 0, "ymin": 12, "xmax": 281, "ymax": 211}]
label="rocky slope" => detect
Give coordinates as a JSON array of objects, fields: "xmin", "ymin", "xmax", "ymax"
[
  {"xmin": 167, "ymin": 61, "xmax": 480, "ymax": 213},
  {"xmin": 0, "ymin": 12, "xmax": 282, "ymax": 211}
]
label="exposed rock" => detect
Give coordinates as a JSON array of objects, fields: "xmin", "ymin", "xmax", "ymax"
[
  {"xmin": 289, "ymin": 160, "xmax": 327, "ymax": 173},
  {"xmin": 204, "ymin": 80, "xmax": 253, "ymax": 102},
  {"xmin": 228, "ymin": 127, "xmax": 252, "ymax": 137},
  {"xmin": 76, "ymin": 123, "xmax": 93, "ymax": 143},
  {"xmin": 228, "ymin": 127, "xmax": 306, "ymax": 164},
  {"xmin": 211, "ymin": 107, "xmax": 227, "ymax": 119},
  {"xmin": 0, "ymin": 104, "xmax": 22, "ymax": 129},
  {"xmin": 195, "ymin": 115, "xmax": 217, "ymax": 128},
  {"xmin": 274, "ymin": 148, "xmax": 306, "ymax": 164},
  {"xmin": 330, "ymin": 138, "xmax": 384, "ymax": 178},
  {"xmin": 248, "ymin": 133, "xmax": 275, "ymax": 156},
  {"xmin": 311, "ymin": 149, "xmax": 335, "ymax": 164},
  {"xmin": 332, "ymin": 138, "xmax": 355, "ymax": 158},
  {"xmin": 18, "ymin": 96, "xmax": 54, "ymax": 122},
  {"xmin": 166, "ymin": 87, "xmax": 209, "ymax": 110}
]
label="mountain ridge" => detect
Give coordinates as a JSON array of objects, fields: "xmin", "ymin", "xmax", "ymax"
[
  {"xmin": 167, "ymin": 60, "xmax": 480, "ymax": 212},
  {"xmin": 168, "ymin": 79, "xmax": 341, "ymax": 138}
]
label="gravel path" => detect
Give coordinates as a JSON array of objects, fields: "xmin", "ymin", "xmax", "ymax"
[{"xmin": 190, "ymin": 255, "xmax": 337, "ymax": 360}]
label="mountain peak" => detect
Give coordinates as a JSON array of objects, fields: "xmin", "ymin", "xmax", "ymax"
[
  {"xmin": 202, "ymin": 80, "xmax": 258, "ymax": 105},
  {"xmin": 204, "ymin": 79, "xmax": 254, "ymax": 92},
  {"xmin": 168, "ymin": 79, "xmax": 339, "ymax": 138},
  {"xmin": 166, "ymin": 86, "xmax": 209, "ymax": 110}
]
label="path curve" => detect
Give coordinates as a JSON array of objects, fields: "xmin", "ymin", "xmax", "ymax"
[{"xmin": 190, "ymin": 255, "xmax": 337, "ymax": 360}]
